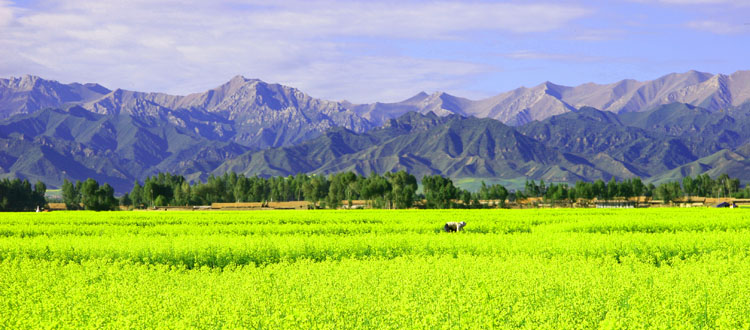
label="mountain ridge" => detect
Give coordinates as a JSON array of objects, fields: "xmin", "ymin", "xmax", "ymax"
[
  {"xmin": 4, "ymin": 70, "xmax": 750, "ymax": 128},
  {"xmin": 3, "ymin": 102, "xmax": 750, "ymax": 191},
  {"xmin": 2, "ymin": 71, "xmax": 750, "ymax": 191}
]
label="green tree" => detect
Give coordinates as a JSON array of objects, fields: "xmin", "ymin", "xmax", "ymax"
[
  {"xmin": 97, "ymin": 183, "xmax": 119, "ymax": 211},
  {"xmin": 80, "ymin": 179, "xmax": 100, "ymax": 210},
  {"xmin": 593, "ymin": 179, "xmax": 606, "ymax": 199},
  {"xmin": 422, "ymin": 175, "xmax": 458, "ymax": 209},
  {"xmin": 607, "ymin": 177, "xmax": 618, "ymax": 199},
  {"xmin": 61, "ymin": 179, "xmax": 82, "ymax": 210},
  {"xmin": 0, "ymin": 178, "xmax": 47, "ymax": 211},
  {"xmin": 655, "ymin": 181, "xmax": 682, "ymax": 203},
  {"xmin": 32, "ymin": 180, "xmax": 47, "ymax": 209},
  {"xmin": 574, "ymin": 181, "xmax": 593, "ymax": 199},
  {"xmin": 154, "ymin": 195, "xmax": 168, "ymax": 207},
  {"xmin": 360, "ymin": 173, "xmax": 391, "ymax": 208},
  {"xmin": 631, "ymin": 177, "xmax": 645, "ymax": 198},
  {"xmin": 119, "ymin": 192, "xmax": 132, "ymax": 207},
  {"xmin": 130, "ymin": 181, "xmax": 144, "ymax": 209},
  {"xmin": 385, "ymin": 171, "xmax": 417, "ymax": 209},
  {"xmin": 79, "ymin": 179, "xmax": 118, "ymax": 211},
  {"xmin": 302, "ymin": 175, "xmax": 329, "ymax": 208},
  {"xmin": 479, "ymin": 181, "xmax": 509, "ymax": 207}
]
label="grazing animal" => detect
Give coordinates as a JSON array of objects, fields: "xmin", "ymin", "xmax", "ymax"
[{"xmin": 444, "ymin": 221, "xmax": 466, "ymax": 232}]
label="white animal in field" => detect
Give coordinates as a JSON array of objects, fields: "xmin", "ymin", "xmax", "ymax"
[{"xmin": 443, "ymin": 221, "xmax": 466, "ymax": 232}]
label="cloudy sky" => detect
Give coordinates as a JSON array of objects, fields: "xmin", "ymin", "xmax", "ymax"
[{"xmin": 0, "ymin": 0, "xmax": 748, "ymax": 102}]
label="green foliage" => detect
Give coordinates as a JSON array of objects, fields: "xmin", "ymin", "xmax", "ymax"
[
  {"xmin": 655, "ymin": 181, "xmax": 681, "ymax": 203},
  {"xmin": 126, "ymin": 170, "xmax": 417, "ymax": 210},
  {"xmin": 121, "ymin": 171, "xmax": 750, "ymax": 209},
  {"xmin": 520, "ymin": 174, "xmax": 749, "ymax": 203},
  {"xmin": 302, "ymin": 175, "xmax": 329, "ymax": 208},
  {"xmin": 523, "ymin": 177, "xmax": 659, "ymax": 201},
  {"xmin": 385, "ymin": 171, "xmax": 417, "ymax": 209},
  {"xmin": 119, "ymin": 192, "xmax": 132, "ymax": 207},
  {"xmin": 479, "ymin": 181, "xmax": 508, "ymax": 206},
  {"xmin": 422, "ymin": 175, "xmax": 458, "ymax": 209},
  {"xmin": 327, "ymin": 172, "xmax": 359, "ymax": 208},
  {"xmin": 130, "ymin": 181, "xmax": 145, "ymax": 209},
  {"xmin": 80, "ymin": 179, "xmax": 118, "ymax": 211},
  {"xmin": 62, "ymin": 178, "xmax": 118, "ymax": 211},
  {"xmin": 0, "ymin": 178, "xmax": 46, "ymax": 211},
  {"xmin": 154, "ymin": 195, "xmax": 168, "ymax": 207},
  {"xmin": 360, "ymin": 173, "xmax": 391, "ymax": 208},
  {"xmin": 61, "ymin": 179, "xmax": 81, "ymax": 210},
  {"xmin": 6, "ymin": 169, "xmax": 750, "ymax": 214}
]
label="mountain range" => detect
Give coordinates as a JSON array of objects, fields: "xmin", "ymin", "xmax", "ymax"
[
  {"xmin": 1, "ymin": 71, "xmax": 750, "ymax": 192},
  {"xmin": 216, "ymin": 103, "xmax": 750, "ymax": 185}
]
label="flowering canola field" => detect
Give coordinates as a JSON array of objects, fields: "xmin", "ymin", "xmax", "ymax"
[{"xmin": 2, "ymin": 209, "xmax": 750, "ymax": 329}]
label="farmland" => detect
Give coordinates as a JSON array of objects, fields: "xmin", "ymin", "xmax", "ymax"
[{"xmin": 2, "ymin": 209, "xmax": 750, "ymax": 328}]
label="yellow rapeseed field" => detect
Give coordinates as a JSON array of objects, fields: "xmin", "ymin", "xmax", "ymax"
[{"xmin": 1, "ymin": 209, "xmax": 750, "ymax": 329}]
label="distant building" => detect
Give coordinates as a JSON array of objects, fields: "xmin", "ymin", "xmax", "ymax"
[
  {"xmin": 714, "ymin": 202, "xmax": 737, "ymax": 208},
  {"xmin": 595, "ymin": 201, "xmax": 636, "ymax": 208}
]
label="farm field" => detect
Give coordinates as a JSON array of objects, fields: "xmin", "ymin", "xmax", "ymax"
[{"xmin": 2, "ymin": 209, "xmax": 750, "ymax": 329}]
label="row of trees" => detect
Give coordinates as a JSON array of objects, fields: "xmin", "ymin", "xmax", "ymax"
[
  {"xmin": 0, "ymin": 178, "xmax": 46, "ymax": 211},
  {"xmin": 126, "ymin": 171, "xmax": 750, "ymax": 208},
  {"xmin": 520, "ymin": 174, "xmax": 750, "ymax": 203},
  {"xmin": 120, "ymin": 171, "xmax": 513, "ymax": 209},
  {"xmin": 3, "ymin": 172, "xmax": 750, "ymax": 211},
  {"xmin": 654, "ymin": 174, "xmax": 746, "ymax": 202},
  {"xmin": 124, "ymin": 171, "xmax": 453, "ymax": 209},
  {"xmin": 521, "ymin": 177, "xmax": 651, "ymax": 201},
  {"xmin": 61, "ymin": 179, "xmax": 119, "ymax": 211}
]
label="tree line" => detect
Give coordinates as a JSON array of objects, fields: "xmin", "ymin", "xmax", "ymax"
[
  {"xmin": 61, "ymin": 178, "xmax": 120, "ymax": 211},
  {"xmin": 2, "ymin": 171, "xmax": 750, "ymax": 211},
  {"xmin": 0, "ymin": 178, "xmax": 46, "ymax": 211},
  {"xmin": 520, "ymin": 173, "xmax": 749, "ymax": 202},
  {"xmin": 121, "ymin": 171, "xmax": 485, "ymax": 210},
  {"xmin": 117, "ymin": 171, "xmax": 748, "ymax": 209}
]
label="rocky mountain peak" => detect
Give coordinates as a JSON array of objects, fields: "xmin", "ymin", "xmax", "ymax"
[
  {"xmin": 11, "ymin": 74, "xmax": 42, "ymax": 90},
  {"xmin": 3, "ymin": 69, "xmax": 750, "ymax": 131},
  {"xmin": 0, "ymin": 75, "xmax": 111, "ymax": 119}
]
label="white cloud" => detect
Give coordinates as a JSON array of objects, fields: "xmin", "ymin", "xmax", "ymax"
[
  {"xmin": 501, "ymin": 50, "xmax": 606, "ymax": 62},
  {"xmin": 243, "ymin": 1, "xmax": 591, "ymax": 36},
  {"xmin": 0, "ymin": 0, "xmax": 15, "ymax": 26},
  {"xmin": 0, "ymin": 0, "xmax": 589, "ymax": 102},
  {"xmin": 276, "ymin": 56, "xmax": 493, "ymax": 102},
  {"xmin": 566, "ymin": 29, "xmax": 627, "ymax": 41},
  {"xmin": 686, "ymin": 20, "xmax": 749, "ymax": 34}
]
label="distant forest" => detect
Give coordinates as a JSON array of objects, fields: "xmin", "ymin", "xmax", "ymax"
[{"xmin": 3, "ymin": 171, "xmax": 749, "ymax": 211}]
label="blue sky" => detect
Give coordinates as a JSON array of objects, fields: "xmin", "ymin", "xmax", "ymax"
[{"xmin": 0, "ymin": 0, "xmax": 748, "ymax": 102}]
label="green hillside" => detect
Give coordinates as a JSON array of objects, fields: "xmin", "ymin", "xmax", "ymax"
[{"xmin": 3, "ymin": 101, "xmax": 750, "ymax": 192}]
